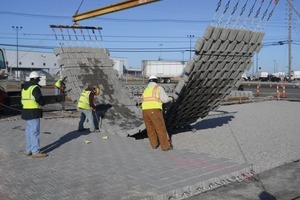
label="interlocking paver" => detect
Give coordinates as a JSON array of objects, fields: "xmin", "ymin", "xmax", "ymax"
[{"xmin": 0, "ymin": 118, "xmax": 252, "ymax": 200}]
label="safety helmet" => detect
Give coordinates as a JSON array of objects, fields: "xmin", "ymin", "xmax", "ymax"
[
  {"xmin": 148, "ymin": 75, "xmax": 157, "ymax": 81},
  {"xmin": 93, "ymin": 86, "xmax": 100, "ymax": 95},
  {"xmin": 29, "ymin": 71, "xmax": 40, "ymax": 79}
]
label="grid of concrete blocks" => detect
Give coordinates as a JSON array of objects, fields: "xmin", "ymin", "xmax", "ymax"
[
  {"xmin": 54, "ymin": 25, "xmax": 264, "ymax": 136},
  {"xmin": 165, "ymin": 25, "xmax": 264, "ymax": 129}
]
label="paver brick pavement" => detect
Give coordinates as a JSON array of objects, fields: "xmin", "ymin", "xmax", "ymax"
[{"xmin": 0, "ymin": 118, "xmax": 252, "ymax": 200}]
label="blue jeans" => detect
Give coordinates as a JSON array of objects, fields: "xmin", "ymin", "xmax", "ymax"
[
  {"xmin": 25, "ymin": 118, "xmax": 40, "ymax": 154},
  {"xmin": 55, "ymin": 87, "xmax": 61, "ymax": 95},
  {"xmin": 78, "ymin": 108, "xmax": 95, "ymax": 131}
]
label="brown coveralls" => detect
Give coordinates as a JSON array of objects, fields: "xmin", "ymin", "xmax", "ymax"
[{"xmin": 142, "ymin": 82, "xmax": 173, "ymax": 151}]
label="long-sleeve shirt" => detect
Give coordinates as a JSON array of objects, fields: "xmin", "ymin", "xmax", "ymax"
[{"xmin": 146, "ymin": 82, "xmax": 172, "ymax": 103}]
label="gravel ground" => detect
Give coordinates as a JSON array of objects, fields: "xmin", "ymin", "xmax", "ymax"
[
  {"xmin": 2, "ymin": 100, "xmax": 299, "ymax": 175},
  {"xmin": 172, "ymin": 100, "xmax": 300, "ymax": 174}
]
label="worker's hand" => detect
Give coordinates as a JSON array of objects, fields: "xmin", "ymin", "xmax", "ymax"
[{"xmin": 169, "ymin": 96, "xmax": 175, "ymax": 102}]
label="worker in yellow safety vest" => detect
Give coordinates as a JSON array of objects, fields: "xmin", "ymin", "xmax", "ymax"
[
  {"xmin": 54, "ymin": 77, "xmax": 67, "ymax": 95},
  {"xmin": 21, "ymin": 71, "xmax": 47, "ymax": 158},
  {"xmin": 141, "ymin": 75, "xmax": 174, "ymax": 151},
  {"xmin": 77, "ymin": 85, "xmax": 100, "ymax": 132}
]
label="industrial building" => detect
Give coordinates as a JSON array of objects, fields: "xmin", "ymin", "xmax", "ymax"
[{"xmin": 4, "ymin": 49, "xmax": 142, "ymax": 84}]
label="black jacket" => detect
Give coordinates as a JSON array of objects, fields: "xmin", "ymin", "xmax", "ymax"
[{"xmin": 21, "ymin": 80, "xmax": 45, "ymax": 120}]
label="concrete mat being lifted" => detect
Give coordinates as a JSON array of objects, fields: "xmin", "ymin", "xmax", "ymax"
[{"xmin": 54, "ymin": 25, "xmax": 264, "ymax": 136}]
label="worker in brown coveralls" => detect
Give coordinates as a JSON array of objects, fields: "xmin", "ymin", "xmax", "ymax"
[{"xmin": 141, "ymin": 75, "xmax": 173, "ymax": 151}]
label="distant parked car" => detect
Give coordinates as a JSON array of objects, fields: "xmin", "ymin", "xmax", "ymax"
[{"xmin": 268, "ymin": 75, "xmax": 281, "ymax": 82}]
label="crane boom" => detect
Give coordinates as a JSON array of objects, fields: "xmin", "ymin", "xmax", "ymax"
[{"xmin": 73, "ymin": 0, "xmax": 161, "ymax": 22}]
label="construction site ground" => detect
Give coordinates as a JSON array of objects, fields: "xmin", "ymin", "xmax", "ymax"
[{"xmin": 0, "ymin": 100, "xmax": 299, "ymax": 200}]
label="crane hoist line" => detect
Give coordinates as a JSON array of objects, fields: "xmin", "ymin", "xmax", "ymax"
[{"xmin": 72, "ymin": 0, "xmax": 161, "ymax": 22}]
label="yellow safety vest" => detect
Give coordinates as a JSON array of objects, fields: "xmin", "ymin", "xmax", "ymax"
[
  {"xmin": 77, "ymin": 90, "xmax": 91, "ymax": 110},
  {"xmin": 142, "ymin": 85, "xmax": 162, "ymax": 110},
  {"xmin": 21, "ymin": 85, "xmax": 41, "ymax": 109},
  {"xmin": 55, "ymin": 79, "xmax": 62, "ymax": 88}
]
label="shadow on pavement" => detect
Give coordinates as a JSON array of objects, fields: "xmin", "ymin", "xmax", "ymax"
[
  {"xmin": 130, "ymin": 110, "xmax": 236, "ymax": 140},
  {"xmin": 259, "ymin": 191, "xmax": 277, "ymax": 200},
  {"xmin": 41, "ymin": 130, "xmax": 90, "ymax": 153}
]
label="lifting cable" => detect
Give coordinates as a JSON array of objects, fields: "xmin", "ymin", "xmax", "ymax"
[
  {"xmin": 225, "ymin": 0, "xmax": 240, "ymax": 27},
  {"xmin": 49, "ymin": 25, "xmax": 103, "ymax": 47},
  {"xmin": 218, "ymin": 0, "xmax": 231, "ymax": 26},
  {"xmin": 234, "ymin": 0, "xmax": 248, "ymax": 28},
  {"xmin": 212, "ymin": 0, "xmax": 222, "ymax": 24},
  {"xmin": 74, "ymin": 0, "xmax": 85, "ymax": 15},
  {"xmin": 255, "ymin": 0, "xmax": 273, "ymax": 30},
  {"xmin": 261, "ymin": 0, "xmax": 280, "ymax": 30},
  {"xmin": 250, "ymin": 0, "xmax": 265, "ymax": 29},
  {"xmin": 241, "ymin": 0, "xmax": 258, "ymax": 29}
]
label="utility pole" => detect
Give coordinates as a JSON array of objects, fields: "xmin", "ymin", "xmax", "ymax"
[
  {"xmin": 288, "ymin": 1, "xmax": 292, "ymax": 82},
  {"xmin": 12, "ymin": 26, "xmax": 22, "ymax": 77},
  {"xmin": 159, "ymin": 43, "xmax": 163, "ymax": 60},
  {"xmin": 187, "ymin": 35, "xmax": 194, "ymax": 59}
]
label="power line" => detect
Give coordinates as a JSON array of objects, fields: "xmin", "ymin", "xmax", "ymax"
[{"xmin": 0, "ymin": 11, "xmax": 210, "ymax": 24}]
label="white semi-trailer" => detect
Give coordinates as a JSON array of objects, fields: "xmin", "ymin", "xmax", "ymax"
[
  {"xmin": 291, "ymin": 71, "xmax": 300, "ymax": 80},
  {"xmin": 141, "ymin": 60, "xmax": 186, "ymax": 83}
]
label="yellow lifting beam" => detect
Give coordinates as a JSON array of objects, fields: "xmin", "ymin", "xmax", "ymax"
[{"xmin": 73, "ymin": 0, "xmax": 161, "ymax": 22}]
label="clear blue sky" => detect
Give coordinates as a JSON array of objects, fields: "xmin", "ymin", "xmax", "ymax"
[{"xmin": 1, "ymin": 0, "xmax": 300, "ymax": 75}]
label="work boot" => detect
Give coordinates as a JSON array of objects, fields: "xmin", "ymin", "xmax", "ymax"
[
  {"xmin": 168, "ymin": 139, "xmax": 173, "ymax": 149},
  {"xmin": 162, "ymin": 146, "xmax": 173, "ymax": 151},
  {"xmin": 78, "ymin": 128, "xmax": 88, "ymax": 132},
  {"xmin": 31, "ymin": 152, "xmax": 48, "ymax": 158}
]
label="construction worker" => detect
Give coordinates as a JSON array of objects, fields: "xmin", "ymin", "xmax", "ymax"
[
  {"xmin": 21, "ymin": 71, "xmax": 48, "ymax": 158},
  {"xmin": 142, "ymin": 75, "xmax": 174, "ymax": 151},
  {"xmin": 54, "ymin": 77, "xmax": 67, "ymax": 95},
  {"xmin": 77, "ymin": 85, "xmax": 100, "ymax": 132}
]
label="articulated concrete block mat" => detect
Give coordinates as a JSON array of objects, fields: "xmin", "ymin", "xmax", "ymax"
[
  {"xmin": 54, "ymin": 25, "xmax": 264, "ymax": 136},
  {"xmin": 54, "ymin": 47, "xmax": 143, "ymax": 137},
  {"xmin": 0, "ymin": 119, "xmax": 253, "ymax": 200},
  {"xmin": 163, "ymin": 26, "xmax": 264, "ymax": 129}
]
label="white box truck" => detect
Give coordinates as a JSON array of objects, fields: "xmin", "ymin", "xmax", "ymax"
[
  {"xmin": 141, "ymin": 60, "xmax": 186, "ymax": 83},
  {"xmin": 291, "ymin": 71, "xmax": 300, "ymax": 80},
  {"xmin": 255, "ymin": 71, "xmax": 269, "ymax": 81}
]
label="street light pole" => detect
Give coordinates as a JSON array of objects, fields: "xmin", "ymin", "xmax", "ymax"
[
  {"xmin": 159, "ymin": 43, "xmax": 163, "ymax": 60},
  {"xmin": 12, "ymin": 26, "xmax": 22, "ymax": 76},
  {"xmin": 187, "ymin": 35, "xmax": 194, "ymax": 59}
]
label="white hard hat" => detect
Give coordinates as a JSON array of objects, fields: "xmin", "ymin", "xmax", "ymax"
[
  {"xmin": 29, "ymin": 71, "xmax": 40, "ymax": 79},
  {"xmin": 148, "ymin": 75, "xmax": 157, "ymax": 80}
]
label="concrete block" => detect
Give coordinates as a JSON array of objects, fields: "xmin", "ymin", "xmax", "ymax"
[
  {"xmin": 227, "ymin": 29, "xmax": 238, "ymax": 42},
  {"xmin": 194, "ymin": 38, "xmax": 205, "ymax": 52},
  {"xmin": 203, "ymin": 25, "xmax": 214, "ymax": 40}
]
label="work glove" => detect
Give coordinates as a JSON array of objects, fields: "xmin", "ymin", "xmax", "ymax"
[{"xmin": 169, "ymin": 96, "xmax": 175, "ymax": 102}]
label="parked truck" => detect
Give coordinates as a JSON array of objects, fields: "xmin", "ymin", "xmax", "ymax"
[
  {"xmin": 291, "ymin": 71, "xmax": 300, "ymax": 80},
  {"xmin": 141, "ymin": 60, "xmax": 186, "ymax": 83},
  {"xmin": 255, "ymin": 71, "xmax": 269, "ymax": 81}
]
